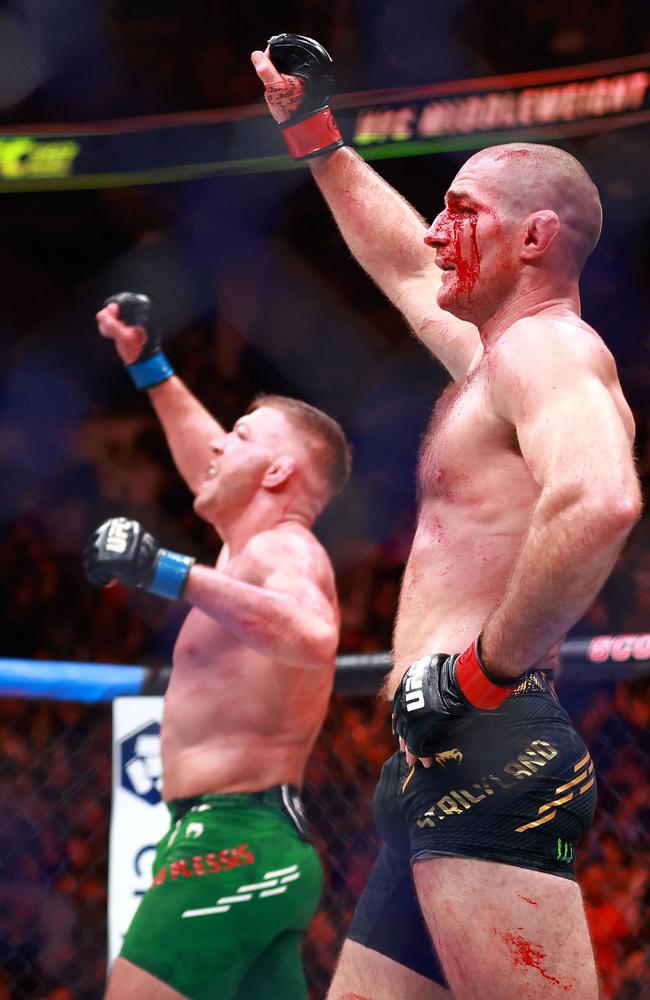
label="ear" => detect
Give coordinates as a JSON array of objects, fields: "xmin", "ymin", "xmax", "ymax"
[
  {"xmin": 262, "ymin": 456, "xmax": 295, "ymax": 489},
  {"xmin": 521, "ymin": 210, "xmax": 561, "ymax": 260}
]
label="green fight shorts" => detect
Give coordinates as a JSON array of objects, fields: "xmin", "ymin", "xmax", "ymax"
[{"xmin": 120, "ymin": 786, "xmax": 323, "ymax": 999}]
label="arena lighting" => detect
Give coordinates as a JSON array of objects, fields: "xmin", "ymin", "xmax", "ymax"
[{"xmin": 0, "ymin": 52, "xmax": 649, "ymax": 190}]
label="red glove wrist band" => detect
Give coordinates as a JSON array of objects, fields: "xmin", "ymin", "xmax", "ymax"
[
  {"xmin": 280, "ymin": 107, "xmax": 344, "ymax": 160},
  {"xmin": 455, "ymin": 639, "xmax": 518, "ymax": 710}
]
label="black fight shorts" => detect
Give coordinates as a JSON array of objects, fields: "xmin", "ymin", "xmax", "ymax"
[{"xmin": 348, "ymin": 673, "xmax": 597, "ymax": 985}]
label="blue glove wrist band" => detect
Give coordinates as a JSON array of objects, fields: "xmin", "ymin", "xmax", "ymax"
[
  {"xmin": 147, "ymin": 550, "xmax": 194, "ymax": 600},
  {"xmin": 126, "ymin": 352, "xmax": 175, "ymax": 390}
]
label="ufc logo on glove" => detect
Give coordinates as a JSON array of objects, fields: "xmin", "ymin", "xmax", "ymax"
[
  {"xmin": 105, "ymin": 519, "xmax": 132, "ymax": 554},
  {"xmin": 404, "ymin": 657, "xmax": 428, "ymax": 711}
]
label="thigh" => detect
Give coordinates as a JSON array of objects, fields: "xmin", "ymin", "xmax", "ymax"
[
  {"xmin": 347, "ymin": 843, "xmax": 448, "ymax": 987},
  {"xmin": 105, "ymin": 957, "xmax": 187, "ymax": 1000},
  {"xmin": 327, "ymin": 940, "xmax": 452, "ymax": 1000},
  {"xmin": 414, "ymin": 857, "xmax": 599, "ymax": 1000}
]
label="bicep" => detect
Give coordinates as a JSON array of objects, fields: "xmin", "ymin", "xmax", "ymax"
[
  {"xmin": 313, "ymin": 149, "xmax": 480, "ymax": 378},
  {"xmin": 516, "ymin": 376, "xmax": 635, "ymax": 496},
  {"xmin": 246, "ymin": 531, "xmax": 339, "ymax": 642},
  {"xmin": 391, "ymin": 268, "xmax": 480, "ymax": 380},
  {"xmin": 264, "ymin": 564, "xmax": 337, "ymax": 626}
]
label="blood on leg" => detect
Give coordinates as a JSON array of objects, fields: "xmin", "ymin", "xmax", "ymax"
[{"xmin": 413, "ymin": 856, "xmax": 599, "ymax": 1000}]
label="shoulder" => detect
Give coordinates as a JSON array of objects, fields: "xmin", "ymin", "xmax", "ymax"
[
  {"xmin": 244, "ymin": 524, "xmax": 336, "ymax": 591},
  {"xmin": 487, "ymin": 315, "xmax": 619, "ymax": 414},
  {"xmin": 491, "ymin": 315, "xmax": 616, "ymax": 383}
]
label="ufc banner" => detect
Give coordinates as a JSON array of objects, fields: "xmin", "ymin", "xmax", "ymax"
[
  {"xmin": 2, "ymin": 52, "xmax": 650, "ymax": 191},
  {"xmin": 109, "ymin": 697, "xmax": 168, "ymax": 966}
]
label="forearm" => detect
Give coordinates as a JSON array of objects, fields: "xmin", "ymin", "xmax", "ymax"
[
  {"xmin": 183, "ymin": 565, "xmax": 336, "ymax": 667},
  {"xmin": 148, "ymin": 377, "xmax": 224, "ymax": 493},
  {"xmin": 310, "ymin": 147, "xmax": 432, "ymax": 294},
  {"xmin": 482, "ymin": 495, "xmax": 639, "ymax": 677}
]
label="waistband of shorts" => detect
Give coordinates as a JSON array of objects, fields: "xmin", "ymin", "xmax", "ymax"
[
  {"xmin": 511, "ymin": 670, "xmax": 555, "ymax": 697},
  {"xmin": 166, "ymin": 785, "xmax": 301, "ymax": 821}
]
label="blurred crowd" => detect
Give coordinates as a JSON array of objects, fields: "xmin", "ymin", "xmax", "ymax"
[
  {"xmin": 3, "ymin": 0, "xmax": 650, "ymax": 123},
  {"xmin": 0, "ymin": 0, "xmax": 649, "ymax": 997}
]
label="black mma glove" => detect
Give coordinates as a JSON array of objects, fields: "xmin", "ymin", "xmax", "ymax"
[
  {"xmin": 268, "ymin": 33, "xmax": 345, "ymax": 160},
  {"xmin": 392, "ymin": 639, "xmax": 525, "ymax": 757},
  {"xmin": 104, "ymin": 292, "xmax": 174, "ymax": 391},
  {"xmin": 83, "ymin": 517, "xmax": 194, "ymax": 600}
]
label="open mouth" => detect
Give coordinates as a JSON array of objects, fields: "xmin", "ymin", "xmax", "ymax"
[{"xmin": 200, "ymin": 463, "xmax": 219, "ymax": 490}]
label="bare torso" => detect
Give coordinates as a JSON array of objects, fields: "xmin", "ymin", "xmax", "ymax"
[
  {"xmin": 387, "ymin": 313, "xmax": 634, "ymax": 696},
  {"xmin": 161, "ymin": 528, "xmax": 336, "ymax": 800}
]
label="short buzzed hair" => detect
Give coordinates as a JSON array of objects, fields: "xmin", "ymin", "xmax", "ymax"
[
  {"xmin": 246, "ymin": 394, "xmax": 352, "ymax": 499},
  {"xmin": 474, "ymin": 143, "xmax": 603, "ymax": 271}
]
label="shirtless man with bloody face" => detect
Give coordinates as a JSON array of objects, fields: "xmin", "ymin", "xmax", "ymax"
[
  {"xmin": 84, "ymin": 296, "xmax": 351, "ymax": 1000},
  {"xmin": 252, "ymin": 35, "xmax": 642, "ymax": 1000}
]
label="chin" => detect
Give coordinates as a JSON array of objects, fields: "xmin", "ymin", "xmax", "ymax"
[
  {"xmin": 193, "ymin": 493, "xmax": 210, "ymax": 519},
  {"xmin": 437, "ymin": 285, "xmax": 475, "ymax": 321}
]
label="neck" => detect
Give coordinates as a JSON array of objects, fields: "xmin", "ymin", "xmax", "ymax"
[
  {"xmin": 213, "ymin": 494, "xmax": 313, "ymax": 555},
  {"xmin": 478, "ymin": 280, "xmax": 581, "ymax": 347}
]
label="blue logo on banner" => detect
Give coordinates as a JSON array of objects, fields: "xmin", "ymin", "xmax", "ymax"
[
  {"xmin": 119, "ymin": 721, "xmax": 162, "ymax": 805},
  {"xmin": 133, "ymin": 844, "xmax": 158, "ymax": 895}
]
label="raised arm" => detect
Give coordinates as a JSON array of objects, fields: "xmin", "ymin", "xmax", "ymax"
[
  {"xmin": 311, "ymin": 147, "xmax": 480, "ymax": 380},
  {"xmin": 96, "ymin": 297, "xmax": 224, "ymax": 494},
  {"xmin": 482, "ymin": 322, "xmax": 642, "ymax": 677},
  {"xmin": 251, "ymin": 41, "xmax": 479, "ymax": 380}
]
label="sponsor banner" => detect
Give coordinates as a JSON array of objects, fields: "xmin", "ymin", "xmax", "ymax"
[
  {"xmin": 350, "ymin": 55, "xmax": 650, "ymax": 150},
  {"xmin": 1, "ymin": 53, "xmax": 649, "ymax": 191},
  {"xmin": 587, "ymin": 633, "xmax": 650, "ymax": 663},
  {"xmin": 108, "ymin": 696, "xmax": 167, "ymax": 967}
]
